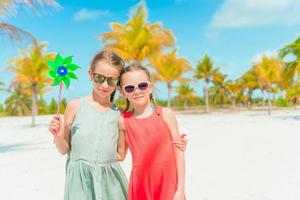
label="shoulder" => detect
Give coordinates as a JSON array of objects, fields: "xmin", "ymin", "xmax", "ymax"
[
  {"xmin": 67, "ymin": 98, "xmax": 80, "ymax": 109},
  {"xmin": 65, "ymin": 98, "xmax": 80, "ymax": 114},
  {"xmin": 64, "ymin": 98, "xmax": 81, "ymax": 120},
  {"xmin": 161, "ymin": 107, "xmax": 175, "ymax": 121}
]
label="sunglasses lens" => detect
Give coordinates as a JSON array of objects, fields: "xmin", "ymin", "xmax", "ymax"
[
  {"xmin": 94, "ymin": 73, "xmax": 105, "ymax": 84},
  {"xmin": 138, "ymin": 82, "xmax": 149, "ymax": 91},
  {"xmin": 124, "ymin": 85, "xmax": 135, "ymax": 93},
  {"xmin": 107, "ymin": 78, "xmax": 119, "ymax": 87}
]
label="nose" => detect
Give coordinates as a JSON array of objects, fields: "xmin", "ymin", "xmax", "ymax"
[
  {"xmin": 101, "ymin": 79, "xmax": 109, "ymax": 88},
  {"xmin": 132, "ymin": 86, "xmax": 142, "ymax": 96}
]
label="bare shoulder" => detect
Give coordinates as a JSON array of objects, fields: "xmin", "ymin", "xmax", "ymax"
[
  {"xmin": 161, "ymin": 107, "xmax": 180, "ymax": 139},
  {"xmin": 66, "ymin": 98, "xmax": 80, "ymax": 111},
  {"xmin": 161, "ymin": 107, "xmax": 176, "ymax": 121},
  {"xmin": 64, "ymin": 98, "xmax": 81, "ymax": 126}
]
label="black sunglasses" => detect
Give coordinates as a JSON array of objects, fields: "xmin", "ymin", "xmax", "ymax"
[
  {"xmin": 93, "ymin": 73, "xmax": 119, "ymax": 87},
  {"xmin": 122, "ymin": 81, "xmax": 150, "ymax": 94}
]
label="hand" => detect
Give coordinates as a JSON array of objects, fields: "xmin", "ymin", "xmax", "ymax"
[
  {"xmin": 48, "ymin": 114, "xmax": 64, "ymax": 138},
  {"xmin": 173, "ymin": 190, "xmax": 185, "ymax": 200},
  {"xmin": 173, "ymin": 133, "xmax": 188, "ymax": 151}
]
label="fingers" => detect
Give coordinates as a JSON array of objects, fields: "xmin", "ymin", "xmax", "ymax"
[
  {"xmin": 53, "ymin": 114, "xmax": 61, "ymax": 121},
  {"xmin": 173, "ymin": 143, "xmax": 186, "ymax": 151},
  {"xmin": 180, "ymin": 133, "xmax": 187, "ymax": 138},
  {"xmin": 48, "ymin": 115, "xmax": 62, "ymax": 135},
  {"xmin": 173, "ymin": 138, "xmax": 188, "ymax": 145}
]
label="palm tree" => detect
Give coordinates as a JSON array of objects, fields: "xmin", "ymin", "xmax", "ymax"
[
  {"xmin": 175, "ymin": 83, "xmax": 196, "ymax": 110},
  {"xmin": 194, "ymin": 54, "xmax": 218, "ymax": 113},
  {"xmin": 4, "ymin": 84, "xmax": 31, "ymax": 116},
  {"xmin": 279, "ymin": 36, "xmax": 300, "ymax": 84},
  {"xmin": 210, "ymin": 70, "xmax": 228, "ymax": 107},
  {"xmin": 150, "ymin": 49, "xmax": 191, "ymax": 108},
  {"xmin": 254, "ymin": 54, "xmax": 284, "ymax": 115},
  {"xmin": 224, "ymin": 79, "xmax": 243, "ymax": 110},
  {"xmin": 6, "ymin": 42, "xmax": 55, "ymax": 126},
  {"xmin": 286, "ymin": 82, "xmax": 300, "ymax": 109},
  {"xmin": 0, "ymin": 1, "xmax": 60, "ymax": 45},
  {"xmin": 240, "ymin": 68, "xmax": 260, "ymax": 109},
  {"xmin": 101, "ymin": 2, "xmax": 174, "ymax": 63}
]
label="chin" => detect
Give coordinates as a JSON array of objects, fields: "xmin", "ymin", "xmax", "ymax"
[
  {"xmin": 95, "ymin": 90, "xmax": 111, "ymax": 98},
  {"xmin": 132, "ymin": 98, "xmax": 148, "ymax": 107}
]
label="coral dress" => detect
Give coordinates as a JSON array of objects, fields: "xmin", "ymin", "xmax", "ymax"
[{"xmin": 123, "ymin": 106, "xmax": 178, "ymax": 200}]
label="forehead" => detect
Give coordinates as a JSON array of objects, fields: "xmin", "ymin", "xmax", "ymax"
[
  {"xmin": 93, "ymin": 61, "xmax": 120, "ymax": 78},
  {"xmin": 121, "ymin": 70, "xmax": 149, "ymax": 84}
]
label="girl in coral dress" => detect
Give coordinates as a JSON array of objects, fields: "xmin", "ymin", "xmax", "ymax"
[{"xmin": 117, "ymin": 63, "xmax": 186, "ymax": 200}]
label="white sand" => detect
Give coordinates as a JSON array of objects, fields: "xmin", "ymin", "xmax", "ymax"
[{"xmin": 0, "ymin": 110, "xmax": 300, "ymax": 200}]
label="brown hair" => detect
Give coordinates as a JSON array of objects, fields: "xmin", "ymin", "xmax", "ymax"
[
  {"xmin": 90, "ymin": 49, "xmax": 125, "ymax": 102},
  {"xmin": 119, "ymin": 62, "xmax": 158, "ymax": 115}
]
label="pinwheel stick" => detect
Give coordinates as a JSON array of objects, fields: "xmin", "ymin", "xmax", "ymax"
[{"xmin": 57, "ymin": 82, "xmax": 63, "ymax": 114}]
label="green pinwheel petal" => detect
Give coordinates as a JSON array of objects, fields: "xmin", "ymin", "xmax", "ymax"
[
  {"xmin": 63, "ymin": 77, "xmax": 71, "ymax": 88},
  {"xmin": 63, "ymin": 56, "xmax": 73, "ymax": 64},
  {"xmin": 49, "ymin": 70, "xmax": 57, "ymax": 78},
  {"xmin": 55, "ymin": 54, "xmax": 63, "ymax": 66},
  {"xmin": 68, "ymin": 72, "xmax": 78, "ymax": 80},
  {"xmin": 52, "ymin": 76, "xmax": 62, "ymax": 86},
  {"xmin": 66, "ymin": 63, "xmax": 80, "ymax": 71},
  {"xmin": 48, "ymin": 60, "xmax": 57, "ymax": 71}
]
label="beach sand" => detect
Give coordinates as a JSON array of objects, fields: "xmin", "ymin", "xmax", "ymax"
[{"xmin": 0, "ymin": 109, "xmax": 300, "ymax": 200}]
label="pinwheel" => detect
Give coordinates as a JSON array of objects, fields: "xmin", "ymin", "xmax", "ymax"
[{"xmin": 48, "ymin": 53, "xmax": 80, "ymax": 114}]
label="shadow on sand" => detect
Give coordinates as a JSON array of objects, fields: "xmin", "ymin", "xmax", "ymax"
[{"xmin": 0, "ymin": 143, "xmax": 32, "ymax": 153}]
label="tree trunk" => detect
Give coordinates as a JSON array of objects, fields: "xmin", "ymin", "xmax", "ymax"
[
  {"xmin": 248, "ymin": 89, "xmax": 253, "ymax": 109},
  {"xmin": 262, "ymin": 90, "xmax": 265, "ymax": 110},
  {"xmin": 293, "ymin": 98, "xmax": 297, "ymax": 110},
  {"xmin": 232, "ymin": 96, "xmax": 236, "ymax": 110},
  {"xmin": 167, "ymin": 82, "xmax": 172, "ymax": 108},
  {"xmin": 184, "ymin": 97, "xmax": 187, "ymax": 110},
  {"xmin": 268, "ymin": 92, "xmax": 272, "ymax": 116},
  {"xmin": 31, "ymin": 85, "xmax": 38, "ymax": 127},
  {"xmin": 204, "ymin": 81, "xmax": 209, "ymax": 113}
]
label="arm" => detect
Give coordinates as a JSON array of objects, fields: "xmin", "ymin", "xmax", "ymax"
[
  {"xmin": 49, "ymin": 99, "xmax": 79, "ymax": 155},
  {"xmin": 162, "ymin": 107, "xmax": 186, "ymax": 198},
  {"xmin": 117, "ymin": 116, "xmax": 128, "ymax": 161}
]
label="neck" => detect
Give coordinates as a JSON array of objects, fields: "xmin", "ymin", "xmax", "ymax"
[
  {"xmin": 92, "ymin": 91, "xmax": 111, "ymax": 107},
  {"xmin": 132, "ymin": 101, "xmax": 152, "ymax": 116}
]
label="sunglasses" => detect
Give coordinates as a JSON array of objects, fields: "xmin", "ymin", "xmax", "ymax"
[
  {"xmin": 122, "ymin": 81, "xmax": 150, "ymax": 94},
  {"xmin": 93, "ymin": 73, "xmax": 119, "ymax": 87}
]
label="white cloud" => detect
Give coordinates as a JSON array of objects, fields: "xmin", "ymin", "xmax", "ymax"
[
  {"xmin": 209, "ymin": 0, "xmax": 300, "ymax": 29},
  {"xmin": 73, "ymin": 8, "xmax": 110, "ymax": 22},
  {"xmin": 250, "ymin": 50, "xmax": 279, "ymax": 63}
]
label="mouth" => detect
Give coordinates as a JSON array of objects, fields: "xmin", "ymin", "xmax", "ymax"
[
  {"xmin": 133, "ymin": 96, "xmax": 144, "ymax": 100},
  {"xmin": 98, "ymin": 88, "xmax": 110, "ymax": 93}
]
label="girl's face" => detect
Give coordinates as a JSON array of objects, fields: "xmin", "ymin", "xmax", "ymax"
[
  {"xmin": 120, "ymin": 70, "xmax": 153, "ymax": 108},
  {"xmin": 89, "ymin": 61, "xmax": 120, "ymax": 99}
]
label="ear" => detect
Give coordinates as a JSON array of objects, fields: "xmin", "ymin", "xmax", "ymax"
[{"xmin": 88, "ymin": 69, "xmax": 93, "ymax": 81}]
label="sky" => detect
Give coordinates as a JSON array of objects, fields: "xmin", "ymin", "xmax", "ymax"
[{"xmin": 1, "ymin": 0, "xmax": 300, "ymax": 104}]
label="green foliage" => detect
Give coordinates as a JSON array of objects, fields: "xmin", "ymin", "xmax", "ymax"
[
  {"xmin": 275, "ymin": 97, "xmax": 291, "ymax": 107},
  {"xmin": 38, "ymin": 97, "xmax": 48, "ymax": 115},
  {"xmin": 60, "ymin": 98, "xmax": 68, "ymax": 113},
  {"xmin": 48, "ymin": 98, "xmax": 58, "ymax": 114},
  {"xmin": 0, "ymin": 103, "xmax": 4, "ymax": 115}
]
